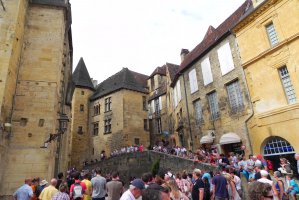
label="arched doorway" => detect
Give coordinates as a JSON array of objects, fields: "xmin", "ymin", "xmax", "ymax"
[{"xmin": 263, "ymin": 136, "xmax": 296, "ymax": 174}]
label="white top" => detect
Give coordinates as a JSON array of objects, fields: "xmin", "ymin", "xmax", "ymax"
[
  {"xmin": 120, "ymin": 189, "xmax": 137, "ymax": 200},
  {"xmin": 258, "ymin": 178, "xmax": 273, "ymax": 185},
  {"xmin": 234, "ymin": 175, "xmax": 242, "ymax": 190}
]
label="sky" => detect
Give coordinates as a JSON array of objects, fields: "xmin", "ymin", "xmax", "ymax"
[{"xmin": 71, "ymin": 0, "xmax": 245, "ymax": 83}]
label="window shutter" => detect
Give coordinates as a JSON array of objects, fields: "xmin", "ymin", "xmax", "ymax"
[
  {"xmin": 159, "ymin": 96, "xmax": 162, "ymax": 110},
  {"xmin": 218, "ymin": 42, "xmax": 235, "ymax": 75},
  {"xmin": 201, "ymin": 57, "xmax": 213, "ymax": 85},
  {"xmin": 189, "ymin": 69, "xmax": 198, "ymax": 93}
]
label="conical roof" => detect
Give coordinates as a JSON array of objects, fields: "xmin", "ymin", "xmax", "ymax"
[
  {"xmin": 90, "ymin": 68, "xmax": 149, "ymax": 101},
  {"xmin": 72, "ymin": 57, "xmax": 95, "ymax": 90}
]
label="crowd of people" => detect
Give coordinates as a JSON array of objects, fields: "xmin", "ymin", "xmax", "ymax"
[{"xmin": 13, "ymin": 142, "xmax": 299, "ymax": 200}]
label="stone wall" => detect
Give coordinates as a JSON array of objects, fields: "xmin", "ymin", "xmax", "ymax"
[{"xmin": 84, "ymin": 151, "xmax": 216, "ymax": 185}]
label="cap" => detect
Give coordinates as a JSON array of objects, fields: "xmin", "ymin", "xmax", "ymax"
[
  {"xmin": 131, "ymin": 178, "xmax": 145, "ymax": 190},
  {"xmin": 40, "ymin": 180, "xmax": 48, "ymax": 186}
]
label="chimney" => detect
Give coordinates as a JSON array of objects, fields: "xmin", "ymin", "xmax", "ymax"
[{"xmin": 180, "ymin": 49, "xmax": 189, "ymax": 62}]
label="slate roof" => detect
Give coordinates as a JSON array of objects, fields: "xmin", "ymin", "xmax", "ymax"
[
  {"xmin": 148, "ymin": 66, "xmax": 167, "ymax": 79},
  {"xmin": 166, "ymin": 63, "xmax": 180, "ymax": 82},
  {"xmin": 171, "ymin": 0, "xmax": 251, "ymax": 85},
  {"xmin": 72, "ymin": 57, "xmax": 95, "ymax": 90},
  {"xmin": 90, "ymin": 68, "xmax": 149, "ymax": 101}
]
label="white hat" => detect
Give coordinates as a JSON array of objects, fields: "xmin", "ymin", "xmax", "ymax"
[{"xmin": 40, "ymin": 179, "xmax": 48, "ymax": 186}]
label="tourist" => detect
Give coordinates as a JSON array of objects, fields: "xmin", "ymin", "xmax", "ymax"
[
  {"xmin": 120, "ymin": 178, "xmax": 145, "ymax": 200},
  {"xmin": 141, "ymin": 172, "xmax": 154, "ymax": 188},
  {"xmin": 286, "ymin": 174, "xmax": 299, "ymax": 200},
  {"xmin": 52, "ymin": 183, "xmax": 70, "ymax": 200},
  {"xmin": 36, "ymin": 179, "xmax": 48, "ymax": 198},
  {"xmin": 56, "ymin": 172, "xmax": 64, "ymax": 190},
  {"xmin": 273, "ymin": 171, "xmax": 285, "ymax": 200},
  {"xmin": 248, "ymin": 181, "xmax": 273, "ymax": 200},
  {"xmin": 141, "ymin": 188, "xmax": 163, "ymax": 200},
  {"xmin": 230, "ymin": 170, "xmax": 242, "ymax": 198},
  {"xmin": 167, "ymin": 179, "xmax": 189, "ymax": 200},
  {"xmin": 191, "ymin": 168, "xmax": 205, "ymax": 200},
  {"xmin": 106, "ymin": 171, "xmax": 123, "ymax": 200},
  {"xmin": 39, "ymin": 178, "xmax": 58, "ymax": 200},
  {"xmin": 13, "ymin": 178, "xmax": 33, "ymax": 200},
  {"xmin": 90, "ymin": 168, "xmax": 106, "ymax": 200},
  {"xmin": 212, "ymin": 169, "xmax": 229, "ymax": 200},
  {"xmin": 294, "ymin": 153, "xmax": 299, "ymax": 176},
  {"xmin": 279, "ymin": 158, "xmax": 292, "ymax": 175},
  {"xmin": 82, "ymin": 173, "xmax": 92, "ymax": 200},
  {"xmin": 70, "ymin": 172, "xmax": 87, "ymax": 200}
]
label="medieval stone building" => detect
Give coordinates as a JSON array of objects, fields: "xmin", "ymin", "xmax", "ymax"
[{"xmin": 0, "ymin": 0, "xmax": 73, "ymax": 196}]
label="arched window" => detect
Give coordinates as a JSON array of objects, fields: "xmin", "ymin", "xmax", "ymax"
[{"xmin": 263, "ymin": 136, "xmax": 295, "ymax": 156}]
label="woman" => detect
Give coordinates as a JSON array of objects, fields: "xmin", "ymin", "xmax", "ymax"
[
  {"xmin": 248, "ymin": 182, "xmax": 273, "ymax": 200},
  {"xmin": 273, "ymin": 171, "xmax": 285, "ymax": 200},
  {"xmin": 52, "ymin": 183, "xmax": 70, "ymax": 200},
  {"xmin": 279, "ymin": 158, "xmax": 292, "ymax": 174},
  {"xmin": 223, "ymin": 173, "xmax": 241, "ymax": 200},
  {"xmin": 167, "ymin": 179, "xmax": 189, "ymax": 200}
]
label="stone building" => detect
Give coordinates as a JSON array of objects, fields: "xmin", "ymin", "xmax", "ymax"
[
  {"xmin": 0, "ymin": 0, "xmax": 73, "ymax": 196},
  {"xmin": 88, "ymin": 68, "xmax": 150, "ymax": 159},
  {"xmin": 70, "ymin": 58, "xmax": 95, "ymax": 167},
  {"xmin": 233, "ymin": 0, "xmax": 299, "ymax": 166},
  {"xmin": 169, "ymin": 0, "xmax": 253, "ymax": 155}
]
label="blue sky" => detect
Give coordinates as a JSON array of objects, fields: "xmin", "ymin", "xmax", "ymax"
[{"xmin": 71, "ymin": 0, "xmax": 245, "ymax": 83}]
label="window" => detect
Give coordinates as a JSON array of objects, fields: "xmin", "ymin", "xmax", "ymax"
[
  {"xmin": 77, "ymin": 126, "xmax": 83, "ymax": 134},
  {"xmin": 144, "ymin": 119, "xmax": 148, "ymax": 131},
  {"xmin": 94, "ymin": 105, "xmax": 100, "ymax": 115},
  {"xmin": 279, "ymin": 66, "xmax": 297, "ymax": 104},
  {"xmin": 226, "ymin": 80, "xmax": 244, "ymax": 113},
  {"xmin": 189, "ymin": 69, "xmax": 198, "ymax": 93},
  {"xmin": 154, "ymin": 97, "xmax": 162, "ymax": 115},
  {"xmin": 80, "ymin": 104, "xmax": 84, "ymax": 112},
  {"xmin": 142, "ymin": 96, "xmax": 147, "ymax": 111},
  {"xmin": 201, "ymin": 57, "xmax": 213, "ymax": 85},
  {"xmin": 266, "ymin": 22, "xmax": 279, "ymax": 46},
  {"xmin": 38, "ymin": 119, "xmax": 45, "ymax": 127},
  {"xmin": 81, "ymin": 91, "xmax": 84, "ymax": 95},
  {"xmin": 207, "ymin": 92, "xmax": 219, "ymax": 120},
  {"xmin": 104, "ymin": 119, "xmax": 111, "ymax": 134},
  {"xmin": 134, "ymin": 138, "xmax": 140, "ymax": 145},
  {"xmin": 264, "ymin": 137, "xmax": 295, "ymax": 156},
  {"xmin": 20, "ymin": 118, "xmax": 28, "ymax": 126},
  {"xmin": 105, "ymin": 97, "xmax": 112, "ymax": 112},
  {"xmin": 93, "ymin": 122, "xmax": 99, "ymax": 136},
  {"xmin": 193, "ymin": 100, "xmax": 204, "ymax": 125},
  {"xmin": 151, "ymin": 78, "xmax": 155, "ymax": 90},
  {"xmin": 218, "ymin": 42, "xmax": 235, "ymax": 75},
  {"xmin": 156, "ymin": 118, "xmax": 162, "ymax": 134},
  {"xmin": 173, "ymin": 81, "xmax": 182, "ymax": 107}
]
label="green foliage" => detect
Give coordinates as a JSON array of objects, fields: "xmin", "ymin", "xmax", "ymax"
[{"xmin": 151, "ymin": 158, "xmax": 160, "ymax": 177}]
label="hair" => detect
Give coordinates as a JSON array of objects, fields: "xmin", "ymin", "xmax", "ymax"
[
  {"xmin": 142, "ymin": 189, "xmax": 162, "ymax": 200},
  {"xmin": 274, "ymin": 171, "xmax": 282, "ymax": 178},
  {"xmin": 59, "ymin": 182, "xmax": 68, "ymax": 192},
  {"xmin": 73, "ymin": 172, "xmax": 80, "ymax": 180},
  {"xmin": 112, "ymin": 171, "xmax": 119, "ymax": 179},
  {"xmin": 95, "ymin": 168, "xmax": 101, "ymax": 175},
  {"xmin": 287, "ymin": 174, "xmax": 294, "ymax": 179},
  {"xmin": 260, "ymin": 170, "xmax": 269, "ymax": 177},
  {"xmin": 167, "ymin": 179, "xmax": 180, "ymax": 199},
  {"xmin": 84, "ymin": 173, "xmax": 91, "ymax": 180},
  {"xmin": 248, "ymin": 182, "xmax": 272, "ymax": 200},
  {"xmin": 142, "ymin": 172, "xmax": 153, "ymax": 183},
  {"xmin": 58, "ymin": 172, "xmax": 64, "ymax": 179},
  {"xmin": 175, "ymin": 172, "xmax": 181, "ymax": 180}
]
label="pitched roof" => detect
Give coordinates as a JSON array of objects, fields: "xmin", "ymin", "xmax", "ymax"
[
  {"xmin": 148, "ymin": 66, "xmax": 167, "ymax": 79},
  {"xmin": 90, "ymin": 68, "xmax": 149, "ymax": 101},
  {"xmin": 72, "ymin": 57, "xmax": 95, "ymax": 90},
  {"xmin": 177, "ymin": 0, "xmax": 251, "ymax": 75},
  {"xmin": 166, "ymin": 63, "xmax": 180, "ymax": 82},
  {"xmin": 148, "ymin": 82, "xmax": 167, "ymax": 101}
]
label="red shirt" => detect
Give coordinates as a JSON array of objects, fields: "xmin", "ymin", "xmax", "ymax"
[{"xmin": 70, "ymin": 180, "xmax": 87, "ymax": 200}]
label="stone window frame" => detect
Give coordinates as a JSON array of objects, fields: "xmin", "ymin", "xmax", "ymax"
[
  {"xmin": 193, "ymin": 99, "xmax": 204, "ymax": 125},
  {"xmin": 265, "ymin": 22, "xmax": 279, "ymax": 47},
  {"xmin": 77, "ymin": 126, "xmax": 83, "ymax": 135},
  {"xmin": 156, "ymin": 118, "xmax": 162, "ymax": 134},
  {"xmin": 104, "ymin": 97, "xmax": 112, "ymax": 112},
  {"xmin": 94, "ymin": 104, "xmax": 100, "ymax": 116},
  {"xmin": 81, "ymin": 90, "xmax": 84, "ymax": 95},
  {"xmin": 104, "ymin": 118, "xmax": 111, "ymax": 134},
  {"xmin": 93, "ymin": 122, "xmax": 99, "ymax": 136},
  {"xmin": 278, "ymin": 66, "xmax": 297, "ymax": 104},
  {"xmin": 225, "ymin": 79, "xmax": 244, "ymax": 113},
  {"xmin": 134, "ymin": 138, "xmax": 140, "ymax": 145},
  {"xmin": 144, "ymin": 119, "xmax": 148, "ymax": 131},
  {"xmin": 207, "ymin": 91, "xmax": 220, "ymax": 120},
  {"xmin": 142, "ymin": 96, "xmax": 147, "ymax": 111},
  {"xmin": 80, "ymin": 104, "xmax": 84, "ymax": 112}
]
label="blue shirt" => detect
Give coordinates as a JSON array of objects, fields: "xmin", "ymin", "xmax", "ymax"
[
  {"xmin": 290, "ymin": 180, "xmax": 299, "ymax": 192},
  {"xmin": 13, "ymin": 184, "xmax": 33, "ymax": 200}
]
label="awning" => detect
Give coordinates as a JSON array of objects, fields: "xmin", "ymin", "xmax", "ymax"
[
  {"xmin": 219, "ymin": 132, "xmax": 241, "ymax": 145},
  {"xmin": 200, "ymin": 135, "xmax": 214, "ymax": 144}
]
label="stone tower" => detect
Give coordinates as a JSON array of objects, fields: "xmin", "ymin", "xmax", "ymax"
[
  {"xmin": 70, "ymin": 58, "xmax": 95, "ymax": 168},
  {"xmin": 0, "ymin": 0, "xmax": 72, "ymax": 197}
]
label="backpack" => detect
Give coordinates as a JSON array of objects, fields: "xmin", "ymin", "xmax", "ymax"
[
  {"xmin": 266, "ymin": 160, "xmax": 273, "ymax": 170},
  {"xmin": 72, "ymin": 182, "xmax": 83, "ymax": 199}
]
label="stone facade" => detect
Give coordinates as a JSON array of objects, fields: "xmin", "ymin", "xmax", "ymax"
[
  {"xmin": 233, "ymin": 0, "xmax": 299, "ymax": 158},
  {"xmin": 0, "ymin": 0, "xmax": 72, "ymax": 196}
]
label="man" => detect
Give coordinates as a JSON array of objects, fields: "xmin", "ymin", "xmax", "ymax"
[
  {"xmin": 70, "ymin": 172, "xmax": 87, "ymax": 200},
  {"xmin": 142, "ymin": 188, "xmax": 162, "ymax": 200},
  {"xmin": 91, "ymin": 168, "xmax": 106, "ymax": 200},
  {"xmin": 257, "ymin": 170, "xmax": 273, "ymax": 186},
  {"xmin": 120, "ymin": 179, "xmax": 145, "ymax": 200},
  {"xmin": 212, "ymin": 169, "xmax": 228, "ymax": 200},
  {"xmin": 36, "ymin": 179, "xmax": 48, "ymax": 198},
  {"xmin": 254, "ymin": 165, "xmax": 271, "ymax": 180},
  {"xmin": 82, "ymin": 173, "xmax": 92, "ymax": 200},
  {"xmin": 191, "ymin": 168, "xmax": 204, "ymax": 200},
  {"xmin": 106, "ymin": 171, "xmax": 123, "ymax": 200},
  {"xmin": 141, "ymin": 172, "xmax": 154, "ymax": 188},
  {"xmin": 295, "ymin": 153, "xmax": 299, "ymax": 176},
  {"xmin": 56, "ymin": 172, "xmax": 64, "ymax": 190},
  {"xmin": 39, "ymin": 178, "xmax": 58, "ymax": 200},
  {"xmin": 13, "ymin": 178, "xmax": 33, "ymax": 200}
]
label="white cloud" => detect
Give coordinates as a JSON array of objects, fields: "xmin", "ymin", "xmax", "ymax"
[{"xmin": 71, "ymin": 0, "xmax": 245, "ymax": 82}]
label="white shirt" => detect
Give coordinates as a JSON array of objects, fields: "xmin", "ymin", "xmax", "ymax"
[
  {"xmin": 233, "ymin": 175, "xmax": 242, "ymax": 190},
  {"xmin": 120, "ymin": 189, "xmax": 137, "ymax": 200},
  {"xmin": 258, "ymin": 178, "xmax": 273, "ymax": 185}
]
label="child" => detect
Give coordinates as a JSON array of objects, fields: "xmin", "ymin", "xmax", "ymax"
[{"xmin": 286, "ymin": 174, "xmax": 299, "ymax": 200}]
